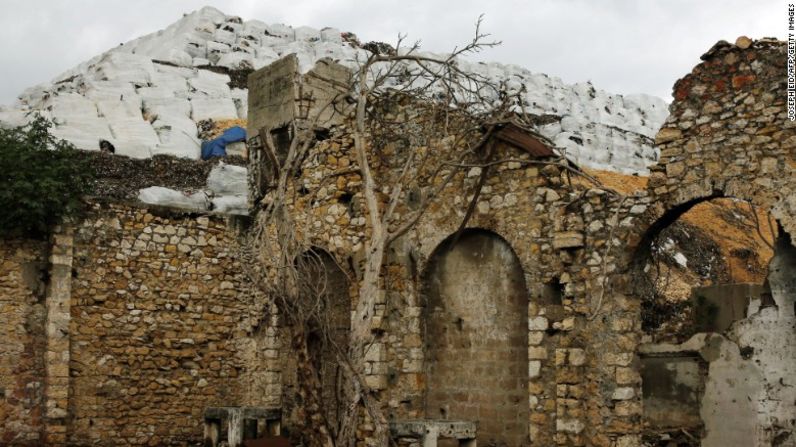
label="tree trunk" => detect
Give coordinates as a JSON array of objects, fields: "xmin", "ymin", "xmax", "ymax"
[{"xmin": 338, "ymin": 237, "xmax": 390, "ymax": 446}]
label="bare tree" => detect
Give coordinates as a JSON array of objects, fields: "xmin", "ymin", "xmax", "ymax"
[{"xmin": 241, "ymin": 17, "xmax": 588, "ymax": 446}]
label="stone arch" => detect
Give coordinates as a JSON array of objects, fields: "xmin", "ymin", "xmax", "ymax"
[
  {"xmin": 616, "ymin": 39, "xmax": 796, "ymax": 270},
  {"xmin": 414, "ymin": 220, "xmax": 555, "ymax": 308},
  {"xmin": 422, "ymin": 228, "xmax": 530, "ymax": 446},
  {"xmin": 619, "ymin": 39, "xmax": 796, "ymax": 445},
  {"xmin": 637, "ymin": 39, "xmax": 796, "ymax": 250},
  {"xmin": 632, "ymin": 191, "xmax": 766, "ymax": 261},
  {"xmin": 617, "ymin": 38, "xmax": 796, "ymax": 332},
  {"xmin": 629, "ymin": 192, "xmax": 782, "ymax": 331}
]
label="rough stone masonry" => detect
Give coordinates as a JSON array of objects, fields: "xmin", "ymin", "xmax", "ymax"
[{"xmin": 0, "ymin": 37, "xmax": 793, "ymax": 447}]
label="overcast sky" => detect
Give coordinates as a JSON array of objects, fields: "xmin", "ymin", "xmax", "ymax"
[{"xmin": 0, "ymin": 0, "xmax": 786, "ymax": 105}]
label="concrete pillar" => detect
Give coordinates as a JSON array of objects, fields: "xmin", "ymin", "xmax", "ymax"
[{"xmin": 44, "ymin": 227, "xmax": 73, "ymax": 446}]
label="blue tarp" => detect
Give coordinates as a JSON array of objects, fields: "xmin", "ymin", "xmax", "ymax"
[{"xmin": 201, "ymin": 126, "xmax": 246, "ymax": 160}]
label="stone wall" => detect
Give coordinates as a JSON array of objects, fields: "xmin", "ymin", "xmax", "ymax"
[
  {"xmin": 0, "ymin": 202, "xmax": 281, "ymax": 446},
  {"xmin": 243, "ymin": 37, "xmax": 794, "ymax": 447},
  {"xmin": 649, "ymin": 233, "xmax": 795, "ymax": 447},
  {"xmin": 246, "ymin": 105, "xmax": 649, "ymax": 446},
  {"xmin": 629, "ymin": 37, "xmax": 796, "ymax": 446},
  {"xmin": 646, "ymin": 37, "xmax": 796, "ymax": 237},
  {"xmin": 65, "ymin": 202, "xmax": 277, "ymax": 445},
  {"xmin": 0, "ymin": 240, "xmax": 48, "ymax": 445},
  {"xmin": 639, "ymin": 239, "xmax": 796, "ymax": 447},
  {"xmin": 247, "ymin": 54, "xmax": 351, "ymax": 139}
]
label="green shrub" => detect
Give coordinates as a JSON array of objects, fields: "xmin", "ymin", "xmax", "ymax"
[{"xmin": 0, "ymin": 115, "xmax": 94, "ymax": 237}]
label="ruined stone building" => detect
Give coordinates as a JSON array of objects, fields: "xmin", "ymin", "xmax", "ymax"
[{"xmin": 0, "ymin": 35, "xmax": 794, "ymax": 447}]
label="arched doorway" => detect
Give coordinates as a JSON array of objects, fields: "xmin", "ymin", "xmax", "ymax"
[
  {"xmin": 295, "ymin": 249, "xmax": 351, "ymax": 438},
  {"xmin": 423, "ymin": 229, "xmax": 529, "ymax": 446}
]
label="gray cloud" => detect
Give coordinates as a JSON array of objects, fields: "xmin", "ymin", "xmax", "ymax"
[{"xmin": 0, "ymin": 0, "xmax": 785, "ymax": 105}]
